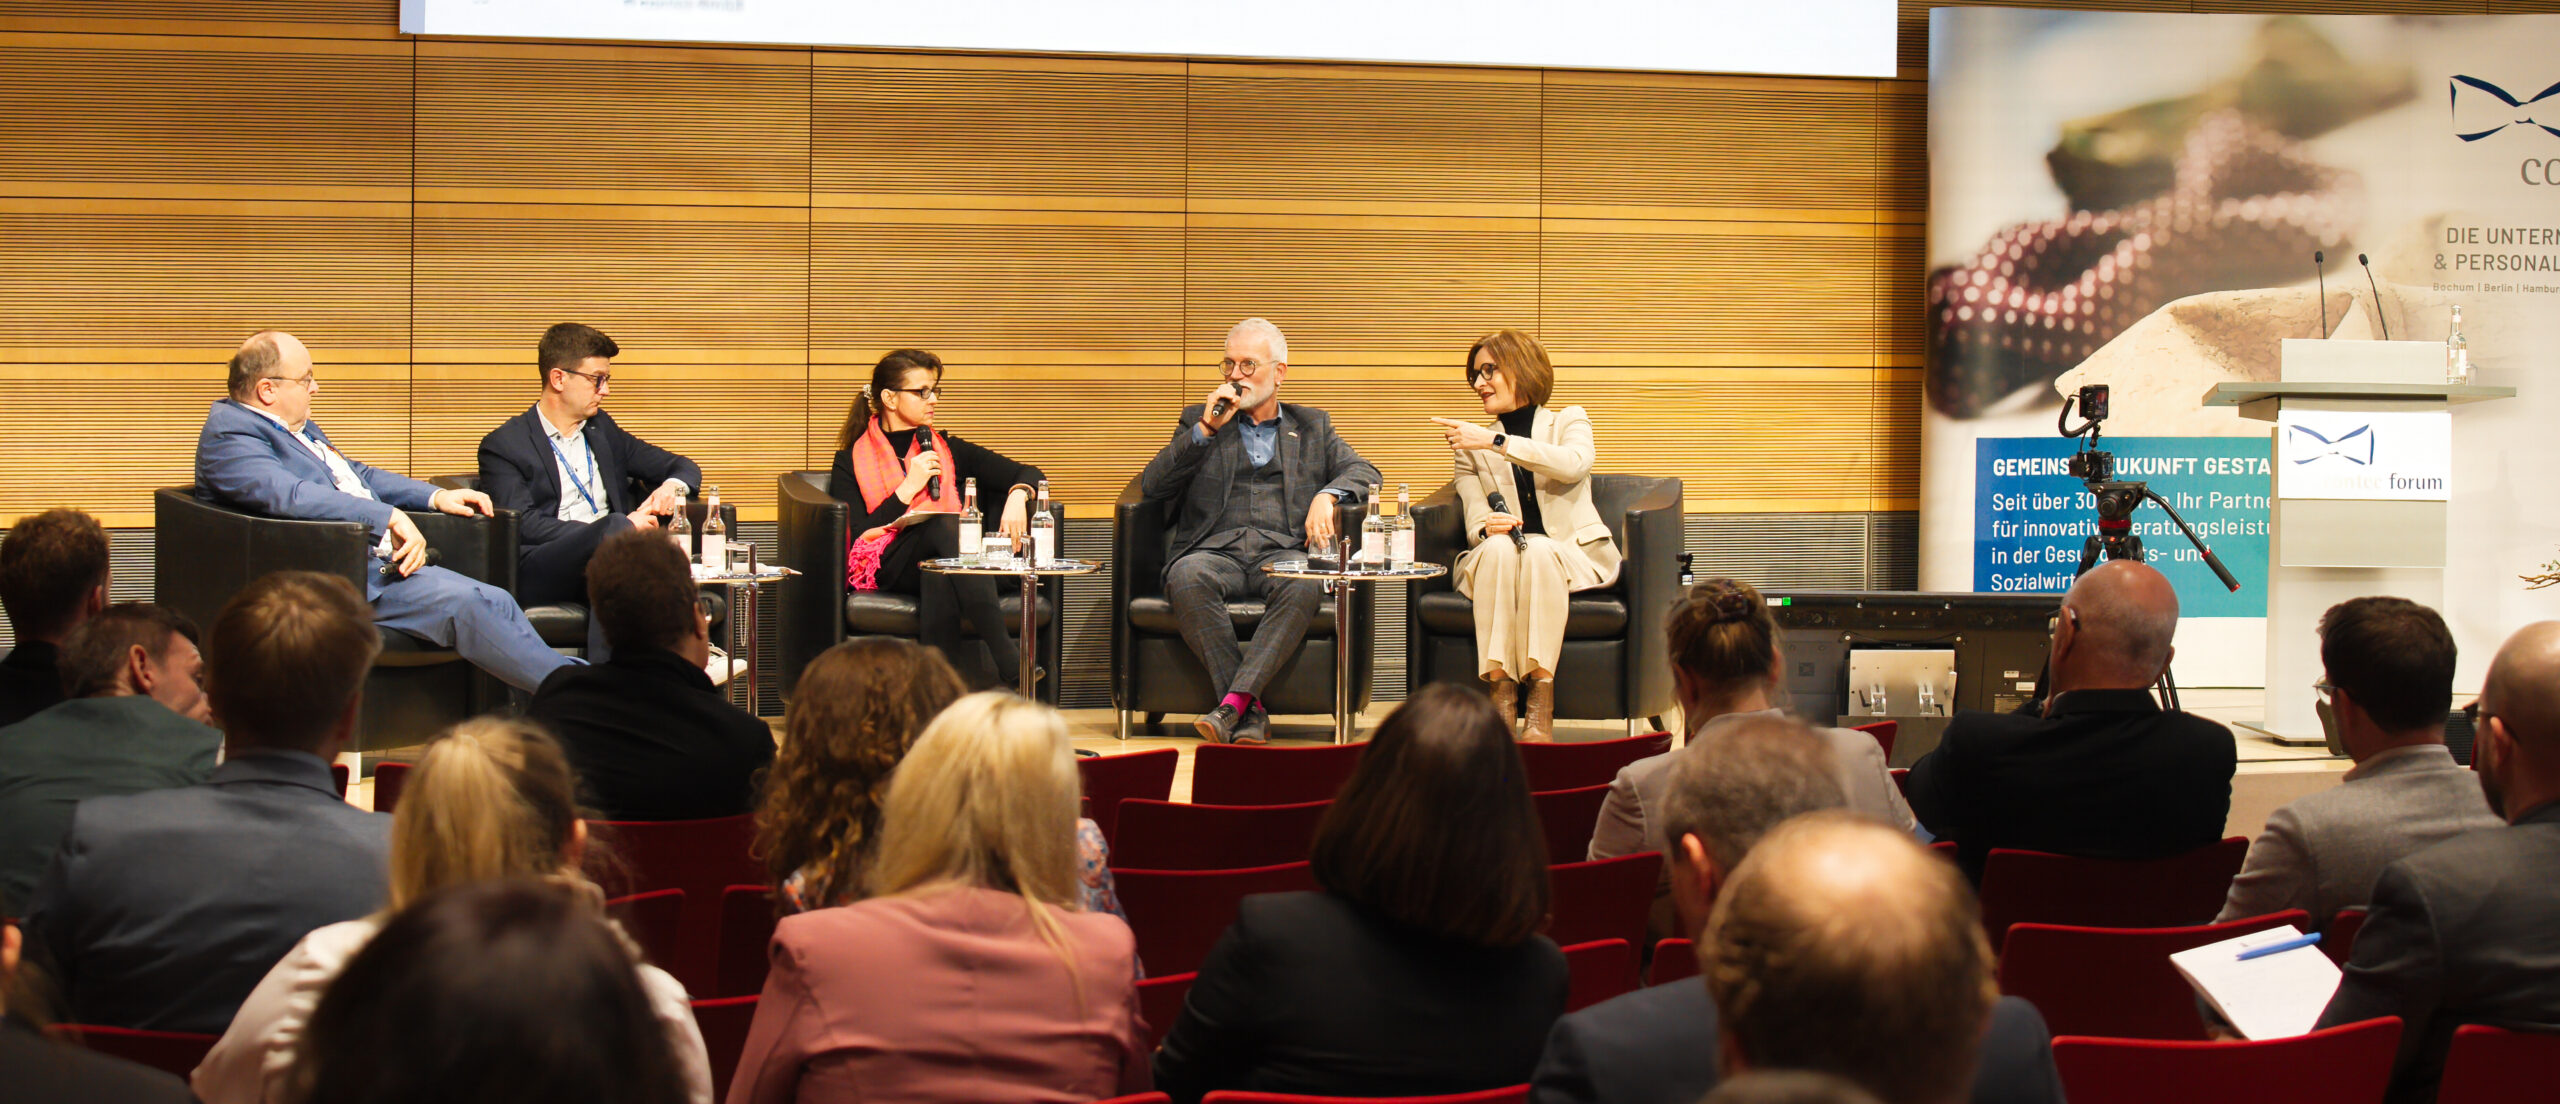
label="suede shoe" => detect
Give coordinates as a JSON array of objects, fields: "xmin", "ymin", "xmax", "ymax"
[
  {"xmin": 1194, "ymin": 702, "xmax": 1242, "ymax": 743},
  {"xmin": 1231, "ymin": 706, "xmax": 1272, "ymax": 746}
]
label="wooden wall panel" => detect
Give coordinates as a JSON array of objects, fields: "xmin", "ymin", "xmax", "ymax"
[
  {"xmin": 813, "ymin": 56, "xmax": 1185, "ymax": 208},
  {"xmin": 810, "ymin": 366, "xmax": 1182, "ymax": 508},
  {"xmin": 1543, "ymin": 75, "xmax": 1878, "ymax": 218},
  {"xmin": 810, "ymin": 212, "xmax": 1184, "ymax": 361},
  {"xmin": 1183, "ymin": 217, "xmax": 1540, "ymax": 365},
  {"xmin": 417, "ymin": 41, "xmax": 809, "ymax": 207},
  {"xmin": 1539, "ymin": 223, "xmax": 1883, "ymax": 363},
  {"xmin": 1186, "ymin": 65, "xmax": 1540, "ymax": 213},
  {"xmin": 0, "ymin": 33, "xmax": 411, "ymax": 201}
]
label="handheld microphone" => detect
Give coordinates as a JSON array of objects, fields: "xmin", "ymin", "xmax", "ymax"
[
  {"xmin": 1485, "ymin": 490, "xmax": 1530, "ymax": 551},
  {"xmin": 380, "ymin": 547, "xmax": 441, "ymax": 578},
  {"xmin": 919, "ymin": 426, "xmax": 942, "ymax": 501},
  {"xmin": 2359, "ymin": 253, "xmax": 2393, "ymax": 341},
  {"xmin": 1208, "ymin": 383, "xmax": 1239, "ymax": 421},
  {"xmin": 2313, "ymin": 250, "xmax": 2329, "ymax": 338}
]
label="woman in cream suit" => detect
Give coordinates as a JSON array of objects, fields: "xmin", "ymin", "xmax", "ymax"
[{"xmin": 1431, "ymin": 329, "xmax": 1621, "ymax": 741}]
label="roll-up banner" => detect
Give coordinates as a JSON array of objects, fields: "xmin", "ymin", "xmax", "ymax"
[{"xmin": 1923, "ymin": 10, "xmax": 2560, "ymax": 689}]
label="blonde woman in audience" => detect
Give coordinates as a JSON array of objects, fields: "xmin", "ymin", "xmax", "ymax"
[
  {"xmin": 193, "ymin": 718, "xmax": 711, "ymax": 1104},
  {"xmin": 728, "ymin": 692, "xmax": 1150, "ymax": 1103},
  {"xmin": 756, "ymin": 638, "xmax": 1124, "ymax": 918}
]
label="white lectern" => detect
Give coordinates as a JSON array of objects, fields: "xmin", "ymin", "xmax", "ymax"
[{"xmin": 2205, "ymin": 341, "xmax": 2513, "ymax": 747}]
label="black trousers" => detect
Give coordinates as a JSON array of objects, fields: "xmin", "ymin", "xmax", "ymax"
[{"xmin": 878, "ymin": 514, "xmax": 1020, "ymax": 688}]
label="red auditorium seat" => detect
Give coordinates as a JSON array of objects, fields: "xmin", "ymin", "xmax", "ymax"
[
  {"xmin": 1532, "ymin": 784, "xmax": 1613, "ymax": 863},
  {"xmin": 1079, "ymin": 747, "xmax": 1179, "ymax": 846},
  {"xmin": 2051, "ymin": 1017, "xmax": 2401, "ymax": 1104},
  {"xmin": 44, "ymin": 1024, "xmax": 219, "ymax": 1079},
  {"xmin": 1976, "ymin": 837, "xmax": 2249, "ymax": 950},
  {"xmin": 591, "ymin": 813, "xmax": 762, "ymax": 996},
  {"xmin": 715, "ymin": 884, "xmax": 778, "ymax": 998},
  {"xmin": 1852, "ymin": 720, "xmax": 1897, "ymax": 760},
  {"xmin": 1135, "ymin": 970, "xmax": 1195, "ymax": 1052},
  {"xmin": 1191, "ymin": 743, "xmax": 1365, "ymax": 806},
  {"xmin": 1113, "ymin": 861, "xmax": 1320, "ymax": 976},
  {"xmin": 605, "ymin": 888, "xmax": 686, "ymax": 981},
  {"xmin": 1110, "ymin": 799, "xmax": 1332, "ymax": 870},
  {"xmin": 2436, "ymin": 1024, "xmax": 2560, "ymax": 1104},
  {"xmin": 1891, "ymin": 767, "xmax": 1910, "ymax": 799},
  {"xmin": 2325, "ymin": 907, "xmax": 2367, "ymax": 966},
  {"xmin": 1516, "ymin": 733, "xmax": 1672, "ymax": 793},
  {"xmin": 1202, "ymin": 1087, "xmax": 1528, "ymax": 1103},
  {"xmin": 1560, "ymin": 938, "xmax": 1637, "ymax": 1012},
  {"xmin": 1997, "ymin": 910, "xmax": 2310, "ymax": 1039},
  {"xmin": 329, "ymin": 761, "xmax": 348, "ymax": 797},
  {"xmin": 1545, "ymin": 852, "xmax": 1661, "ymax": 951},
  {"xmin": 1647, "ymin": 938, "xmax": 1697, "ymax": 986},
  {"xmin": 372, "ymin": 760, "xmax": 411, "ymax": 814},
  {"xmin": 690, "ymin": 995, "xmax": 758, "ymax": 1098}
]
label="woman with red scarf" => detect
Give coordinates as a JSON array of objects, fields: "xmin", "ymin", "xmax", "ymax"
[{"xmin": 827, "ymin": 349, "xmax": 1047, "ymax": 689}]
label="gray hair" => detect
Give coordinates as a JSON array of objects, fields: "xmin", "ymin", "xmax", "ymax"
[
  {"xmin": 1657, "ymin": 714, "xmax": 1847, "ymax": 872},
  {"xmin": 1226, "ymin": 317, "xmax": 1288, "ymax": 364}
]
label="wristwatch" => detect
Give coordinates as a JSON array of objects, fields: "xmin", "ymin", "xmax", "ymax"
[{"xmin": 1491, "ymin": 432, "xmax": 1508, "ymax": 449}]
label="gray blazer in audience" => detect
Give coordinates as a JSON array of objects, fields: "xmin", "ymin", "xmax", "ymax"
[
  {"xmin": 2215, "ymin": 744, "xmax": 2500, "ymax": 931},
  {"xmin": 20, "ymin": 750, "xmax": 389, "ymax": 1034}
]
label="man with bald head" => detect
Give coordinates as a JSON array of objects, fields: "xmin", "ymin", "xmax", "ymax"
[
  {"xmin": 193, "ymin": 330, "xmax": 573, "ymax": 691},
  {"xmin": 1703, "ymin": 811, "xmax": 2002, "ymax": 1104},
  {"xmin": 2316, "ymin": 621, "xmax": 2560, "ymax": 1104},
  {"xmin": 1904, "ymin": 560, "xmax": 2236, "ymax": 881}
]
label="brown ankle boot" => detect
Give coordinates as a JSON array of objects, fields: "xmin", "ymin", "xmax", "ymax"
[
  {"xmin": 1521, "ymin": 677, "xmax": 1557, "ymax": 742},
  {"xmin": 1487, "ymin": 676, "xmax": 1519, "ymax": 730}
]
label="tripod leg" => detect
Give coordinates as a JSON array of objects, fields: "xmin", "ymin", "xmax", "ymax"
[
  {"xmin": 2078, "ymin": 535, "xmax": 2102, "ymax": 577},
  {"xmin": 2156, "ymin": 661, "xmax": 2181, "ymax": 712}
]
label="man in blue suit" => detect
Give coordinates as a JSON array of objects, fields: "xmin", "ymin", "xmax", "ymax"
[{"xmin": 193, "ymin": 330, "xmax": 571, "ymax": 692}]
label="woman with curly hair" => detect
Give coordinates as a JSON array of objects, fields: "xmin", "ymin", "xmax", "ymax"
[{"xmin": 756, "ymin": 639, "xmax": 1122, "ymax": 918}]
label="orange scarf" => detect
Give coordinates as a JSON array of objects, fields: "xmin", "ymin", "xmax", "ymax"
[{"xmin": 845, "ymin": 418, "xmax": 962, "ymax": 590}]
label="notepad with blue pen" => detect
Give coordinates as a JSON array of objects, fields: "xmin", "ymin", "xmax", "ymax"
[{"xmin": 2170, "ymin": 923, "xmax": 2344, "ymax": 1040}]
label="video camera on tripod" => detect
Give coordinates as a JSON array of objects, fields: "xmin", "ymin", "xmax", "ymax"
[{"xmin": 2058, "ymin": 384, "xmax": 2242, "ymax": 592}]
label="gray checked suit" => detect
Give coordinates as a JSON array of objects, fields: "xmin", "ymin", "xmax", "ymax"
[
  {"xmin": 1138, "ymin": 402, "xmax": 1377, "ymax": 701},
  {"xmin": 2216, "ymin": 743, "xmax": 2502, "ymax": 932}
]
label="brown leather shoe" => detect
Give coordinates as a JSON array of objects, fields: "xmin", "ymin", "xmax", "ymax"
[
  {"xmin": 1487, "ymin": 676, "xmax": 1519, "ymax": 731},
  {"xmin": 1521, "ymin": 677, "xmax": 1557, "ymax": 742}
]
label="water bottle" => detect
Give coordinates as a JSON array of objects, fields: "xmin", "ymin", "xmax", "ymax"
[
  {"xmin": 668, "ymin": 502, "xmax": 691, "ymax": 561},
  {"xmin": 958, "ymin": 478, "xmax": 983, "ymax": 566},
  {"xmin": 1390, "ymin": 483, "xmax": 1416, "ymax": 568},
  {"xmin": 1030, "ymin": 479, "xmax": 1056, "ymax": 566},
  {"xmin": 1358, "ymin": 493, "xmax": 1386, "ymax": 566},
  {"xmin": 700, "ymin": 485, "xmax": 727, "ymax": 573},
  {"xmin": 2445, "ymin": 305, "xmax": 2470, "ymax": 385}
]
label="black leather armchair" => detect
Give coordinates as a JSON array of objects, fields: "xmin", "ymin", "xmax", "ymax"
[
  {"xmin": 154, "ymin": 487, "xmax": 513, "ymax": 751},
  {"xmin": 1405, "ymin": 474, "xmax": 1683, "ymax": 730},
  {"xmin": 428, "ymin": 475, "xmax": 735, "ymax": 659},
  {"xmin": 775, "ymin": 471, "xmax": 1063, "ymax": 703},
  {"xmin": 1111, "ymin": 474, "xmax": 1373, "ymax": 739}
]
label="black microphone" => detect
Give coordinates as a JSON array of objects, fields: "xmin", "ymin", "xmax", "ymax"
[
  {"xmin": 2359, "ymin": 253, "xmax": 2393, "ymax": 341},
  {"xmin": 2313, "ymin": 250, "xmax": 2329, "ymax": 338},
  {"xmin": 919, "ymin": 425, "xmax": 942, "ymax": 501},
  {"xmin": 380, "ymin": 547, "xmax": 441, "ymax": 578},
  {"xmin": 1485, "ymin": 490, "xmax": 1530, "ymax": 551},
  {"xmin": 1208, "ymin": 382, "xmax": 1239, "ymax": 421}
]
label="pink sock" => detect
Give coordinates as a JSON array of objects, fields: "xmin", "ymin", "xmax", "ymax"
[{"xmin": 1221, "ymin": 691, "xmax": 1256, "ymax": 714}]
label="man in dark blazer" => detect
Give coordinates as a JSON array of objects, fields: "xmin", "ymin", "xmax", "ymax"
[
  {"xmin": 0, "ymin": 917, "xmax": 193, "ymax": 1104},
  {"xmin": 0, "ymin": 603, "xmax": 219, "ymax": 908},
  {"xmin": 2317, "ymin": 620, "xmax": 2560, "ymax": 1104},
  {"xmin": 1137, "ymin": 317, "xmax": 1378, "ymax": 745},
  {"xmin": 1532, "ymin": 715, "xmax": 2063, "ymax": 1104},
  {"xmin": 1904, "ymin": 560, "xmax": 2235, "ymax": 882},
  {"xmin": 194, "ymin": 330, "xmax": 572, "ymax": 692},
  {"xmin": 0, "ymin": 508, "xmax": 111, "ymax": 728},
  {"xmin": 526, "ymin": 529, "xmax": 773, "ymax": 821},
  {"xmin": 19, "ymin": 572, "xmax": 390, "ymax": 1034},
  {"xmin": 477, "ymin": 322, "xmax": 699, "ymax": 610}
]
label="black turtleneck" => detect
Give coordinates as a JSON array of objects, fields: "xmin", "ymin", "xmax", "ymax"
[{"xmin": 1497, "ymin": 407, "xmax": 1545, "ymax": 537}]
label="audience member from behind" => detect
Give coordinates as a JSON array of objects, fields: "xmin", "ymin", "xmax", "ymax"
[
  {"xmin": 1703, "ymin": 1073, "xmax": 1888, "ymax": 1104},
  {"xmin": 0, "ymin": 603, "xmax": 220, "ymax": 907},
  {"xmin": 1903, "ymin": 560, "xmax": 2235, "ymax": 881},
  {"xmin": 528, "ymin": 528, "xmax": 773, "ymax": 821},
  {"xmin": 0, "ymin": 910, "xmax": 193, "ymax": 1103},
  {"xmin": 1592, "ymin": 577, "xmax": 1913, "ymax": 943},
  {"xmin": 2317, "ymin": 620, "xmax": 2560, "ymax": 1104},
  {"xmin": 20, "ymin": 571, "xmax": 391, "ymax": 1033},
  {"xmin": 0, "ymin": 508, "xmax": 111, "ymax": 727},
  {"xmin": 731, "ymin": 692, "xmax": 1149, "ymax": 1104},
  {"xmin": 1704, "ymin": 812, "xmax": 2001, "ymax": 1104},
  {"xmin": 196, "ymin": 717, "xmax": 711, "ymax": 1104},
  {"xmin": 1533, "ymin": 716, "xmax": 2061, "ymax": 1104},
  {"xmin": 289, "ymin": 878, "xmax": 691, "ymax": 1104},
  {"xmin": 1154, "ymin": 683, "xmax": 1567, "ymax": 1104},
  {"xmin": 2217, "ymin": 597, "xmax": 2498, "ymax": 932}
]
